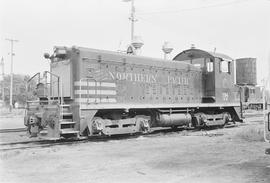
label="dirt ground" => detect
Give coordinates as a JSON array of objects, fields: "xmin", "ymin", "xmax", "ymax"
[
  {"xmin": 0, "ymin": 109, "xmax": 25, "ymax": 129},
  {"xmin": 0, "ymin": 115, "xmax": 270, "ymax": 183}
]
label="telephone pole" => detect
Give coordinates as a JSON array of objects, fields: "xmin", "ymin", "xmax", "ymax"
[
  {"xmin": 123, "ymin": 0, "xmax": 137, "ymax": 43},
  {"xmin": 5, "ymin": 38, "xmax": 19, "ymax": 111},
  {"xmin": 130, "ymin": 0, "xmax": 135, "ymax": 42}
]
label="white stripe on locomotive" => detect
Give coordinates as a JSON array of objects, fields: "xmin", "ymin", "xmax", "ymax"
[
  {"xmin": 74, "ymin": 81, "xmax": 116, "ymax": 88},
  {"xmin": 74, "ymin": 90, "xmax": 117, "ymax": 95},
  {"xmin": 75, "ymin": 98, "xmax": 117, "ymax": 103}
]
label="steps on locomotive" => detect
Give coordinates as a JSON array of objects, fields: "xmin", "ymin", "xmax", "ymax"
[
  {"xmin": 61, "ymin": 97, "xmax": 74, "ymax": 105},
  {"xmin": 59, "ymin": 104, "xmax": 79, "ymax": 138}
]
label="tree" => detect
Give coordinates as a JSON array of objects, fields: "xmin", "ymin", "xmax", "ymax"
[{"xmin": 0, "ymin": 74, "xmax": 34, "ymax": 106}]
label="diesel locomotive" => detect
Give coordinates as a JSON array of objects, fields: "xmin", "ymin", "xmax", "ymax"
[{"xmin": 24, "ymin": 46, "xmax": 242, "ymax": 139}]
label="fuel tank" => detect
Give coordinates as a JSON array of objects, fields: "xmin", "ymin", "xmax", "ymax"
[{"xmin": 157, "ymin": 113, "xmax": 192, "ymax": 127}]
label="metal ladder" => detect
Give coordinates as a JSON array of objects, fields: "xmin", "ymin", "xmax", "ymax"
[{"xmin": 59, "ymin": 104, "xmax": 79, "ymax": 138}]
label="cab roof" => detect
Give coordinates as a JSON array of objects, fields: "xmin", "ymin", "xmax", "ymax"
[{"xmin": 173, "ymin": 48, "xmax": 233, "ymax": 61}]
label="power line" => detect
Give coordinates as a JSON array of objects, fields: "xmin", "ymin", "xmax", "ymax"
[{"xmin": 137, "ymin": 0, "xmax": 249, "ymax": 15}]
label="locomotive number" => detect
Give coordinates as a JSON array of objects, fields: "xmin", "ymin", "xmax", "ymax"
[{"xmin": 222, "ymin": 92, "xmax": 229, "ymax": 101}]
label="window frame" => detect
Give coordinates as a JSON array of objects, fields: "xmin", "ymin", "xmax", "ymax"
[{"xmin": 219, "ymin": 59, "xmax": 231, "ymax": 74}]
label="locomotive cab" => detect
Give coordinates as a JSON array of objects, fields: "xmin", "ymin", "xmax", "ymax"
[{"xmin": 173, "ymin": 49, "xmax": 237, "ymax": 104}]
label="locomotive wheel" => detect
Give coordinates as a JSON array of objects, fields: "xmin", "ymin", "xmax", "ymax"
[
  {"xmin": 136, "ymin": 117, "xmax": 151, "ymax": 134},
  {"xmin": 222, "ymin": 112, "xmax": 232, "ymax": 127},
  {"xmin": 91, "ymin": 117, "xmax": 104, "ymax": 135},
  {"xmin": 141, "ymin": 120, "xmax": 151, "ymax": 134},
  {"xmin": 193, "ymin": 113, "xmax": 207, "ymax": 128}
]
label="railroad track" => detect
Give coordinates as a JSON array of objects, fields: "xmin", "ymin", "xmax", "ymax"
[
  {"xmin": 0, "ymin": 128, "xmax": 26, "ymax": 133},
  {"xmin": 0, "ymin": 123, "xmax": 240, "ymax": 152},
  {"xmin": 0, "ymin": 139, "xmax": 87, "ymax": 151},
  {"xmin": 243, "ymin": 113, "xmax": 263, "ymax": 118}
]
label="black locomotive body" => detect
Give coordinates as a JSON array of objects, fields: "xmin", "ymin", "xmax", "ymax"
[{"xmin": 25, "ymin": 47, "xmax": 242, "ymax": 139}]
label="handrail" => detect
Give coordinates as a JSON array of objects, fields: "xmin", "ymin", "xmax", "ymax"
[
  {"xmin": 27, "ymin": 71, "xmax": 62, "ymax": 104},
  {"xmin": 27, "ymin": 72, "xmax": 41, "ymax": 85},
  {"xmin": 265, "ymin": 112, "xmax": 270, "ymax": 143},
  {"xmin": 26, "ymin": 72, "xmax": 41, "ymax": 101},
  {"xmin": 268, "ymin": 112, "xmax": 270, "ymax": 131},
  {"xmin": 43, "ymin": 71, "xmax": 61, "ymax": 104},
  {"xmin": 27, "ymin": 72, "xmax": 40, "ymax": 94}
]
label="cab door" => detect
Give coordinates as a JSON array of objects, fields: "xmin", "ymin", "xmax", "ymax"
[
  {"xmin": 51, "ymin": 59, "xmax": 72, "ymax": 98},
  {"xmin": 204, "ymin": 58, "xmax": 215, "ymax": 96},
  {"xmin": 202, "ymin": 58, "xmax": 215, "ymax": 103}
]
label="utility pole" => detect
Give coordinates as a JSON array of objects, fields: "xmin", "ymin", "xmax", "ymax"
[
  {"xmin": 0, "ymin": 57, "xmax": 4, "ymax": 102},
  {"xmin": 5, "ymin": 38, "xmax": 19, "ymax": 111},
  {"xmin": 123, "ymin": 0, "xmax": 136, "ymax": 43},
  {"xmin": 130, "ymin": 0, "xmax": 135, "ymax": 42}
]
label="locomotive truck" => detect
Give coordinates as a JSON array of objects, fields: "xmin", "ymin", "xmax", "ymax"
[{"xmin": 24, "ymin": 46, "xmax": 242, "ymax": 139}]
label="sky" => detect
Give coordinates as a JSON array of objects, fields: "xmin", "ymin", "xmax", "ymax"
[{"xmin": 0, "ymin": 0, "xmax": 270, "ymax": 85}]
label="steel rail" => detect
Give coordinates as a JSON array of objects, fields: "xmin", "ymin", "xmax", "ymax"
[{"xmin": 0, "ymin": 128, "xmax": 26, "ymax": 133}]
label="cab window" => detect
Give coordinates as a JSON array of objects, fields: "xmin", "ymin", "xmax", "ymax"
[
  {"xmin": 220, "ymin": 60, "xmax": 231, "ymax": 73},
  {"xmin": 207, "ymin": 61, "xmax": 213, "ymax": 72}
]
